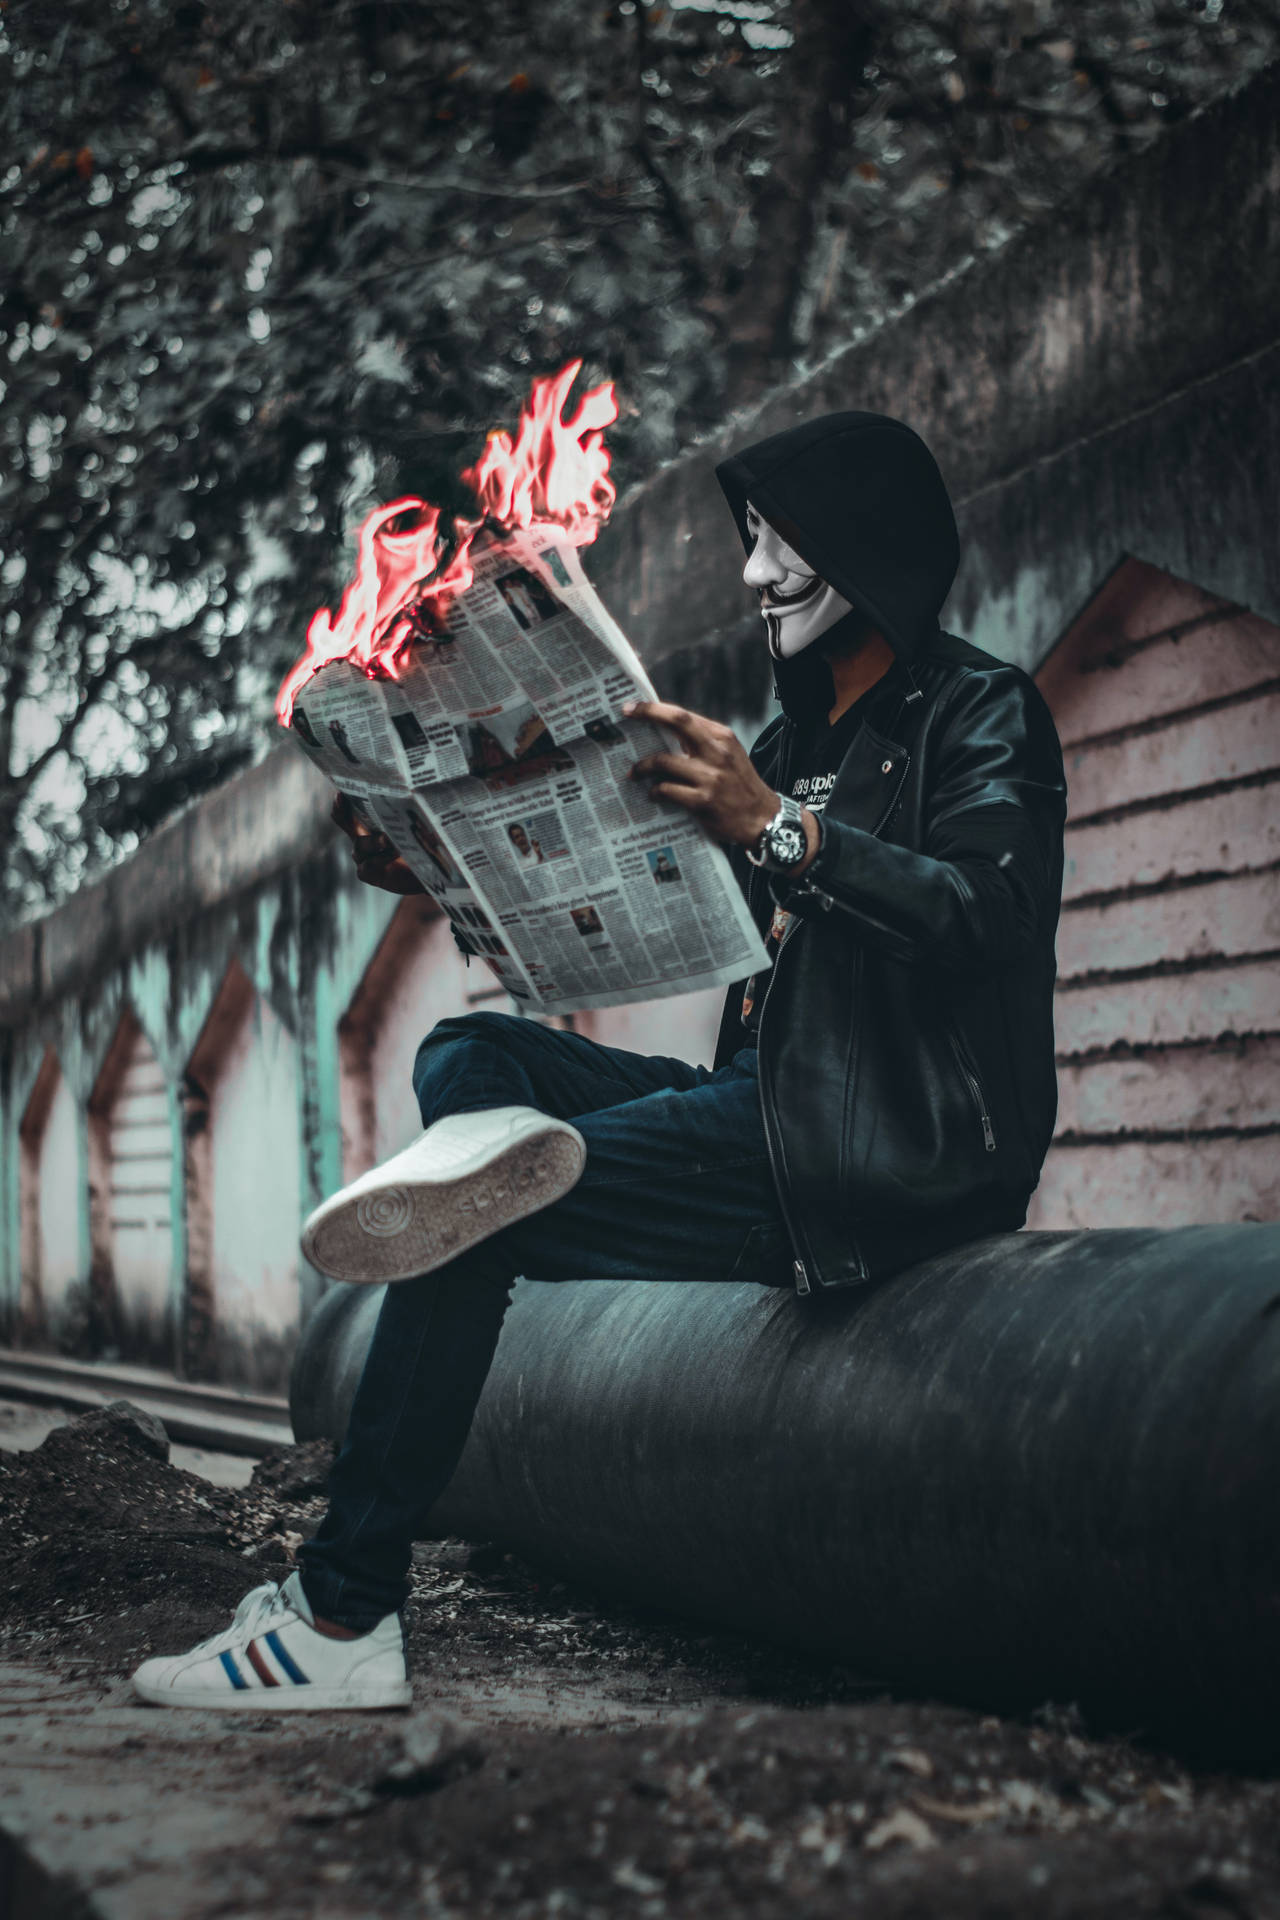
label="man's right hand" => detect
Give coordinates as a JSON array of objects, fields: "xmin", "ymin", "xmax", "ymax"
[{"xmin": 331, "ymin": 794, "xmax": 426, "ymax": 896}]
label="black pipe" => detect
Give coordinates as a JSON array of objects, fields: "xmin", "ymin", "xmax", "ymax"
[{"xmin": 290, "ymin": 1227, "xmax": 1280, "ymax": 1748}]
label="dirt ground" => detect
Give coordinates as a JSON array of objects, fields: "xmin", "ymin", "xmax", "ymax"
[{"xmin": 3, "ymin": 1401, "xmax": 1280, "ymax": 1918}]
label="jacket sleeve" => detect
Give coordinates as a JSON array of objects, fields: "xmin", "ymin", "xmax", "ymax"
[{"xmin": 772, "ymin": 667, "xmax": 1066, "ymax": 973}]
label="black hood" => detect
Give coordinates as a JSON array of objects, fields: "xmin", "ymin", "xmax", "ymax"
[{"xmin": 716, "ymin": 411, "xmax": 960, "ymax": 714}]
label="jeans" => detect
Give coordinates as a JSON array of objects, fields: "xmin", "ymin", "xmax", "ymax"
[{"xmin": 297, "ymin": 1009, "xmax": 792, "ymax": 1629}]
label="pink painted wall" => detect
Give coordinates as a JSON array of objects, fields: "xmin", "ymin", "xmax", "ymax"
[
  {"xmin": 1031, "ymin": 559, "xmax": 1280, "ymax": 1227},
  {"xmin": 18, "ymin": 1054, "xmax": 82, "ymax": 1341},
  {"xmin": 575, "ymin": 985, "xmax": 725, "ymax": 1071},
  {"xmin": 339, "ymin": 899, "xmax": 479, "ymax": 1183},
  {"xmin": 338, "ymin": 895, "xmax": 727, "ymax": 1179},
  {"xmin": 186, "ymin": 966, "xmax": 303, "ymax": 1388},
  {"xmin": 90, "ymin": 1019, "xmax": 173, "ymax": 1358}
]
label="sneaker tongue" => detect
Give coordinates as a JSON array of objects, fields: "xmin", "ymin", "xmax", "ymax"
[
  {"xmin": 280, "ymin": 1570, "xmax": 316, "ymax": 1626},
  {"xmin": 230, "ymin": 1580, "xmax": 280, "ymax": 1629}
]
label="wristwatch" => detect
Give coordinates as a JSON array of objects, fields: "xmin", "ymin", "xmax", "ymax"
[{"xmin": 745, "ymin": 792, "xmax": 809, "ymax": 873}]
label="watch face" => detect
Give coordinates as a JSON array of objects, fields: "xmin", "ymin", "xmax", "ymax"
[{"xmin": 769, "ymin": 824, "xmax": 807, "ymax": 868}]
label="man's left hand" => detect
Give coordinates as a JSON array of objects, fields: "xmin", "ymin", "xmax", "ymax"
[{"xmin": 625, "ymin": 699, "xmax": 779, "ymax": 848}]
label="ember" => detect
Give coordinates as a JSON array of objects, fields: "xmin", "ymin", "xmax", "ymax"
[{"xmin": 275, "ymin": 361, "xmax": 617, "ymax": 724}]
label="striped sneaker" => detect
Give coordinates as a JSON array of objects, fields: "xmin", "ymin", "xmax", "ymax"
[
  {"xmin": 131, "ymin": 1573, "xmax": 411, "ymax": 1711},
  {"xmin": 300, "ymin": 1104, "xmax": 587, "ymax": 1285}
]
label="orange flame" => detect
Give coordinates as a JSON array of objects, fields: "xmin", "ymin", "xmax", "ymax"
[{"xmin": 276, "ymin": 360, "xmax": 616, "ymax": 724}]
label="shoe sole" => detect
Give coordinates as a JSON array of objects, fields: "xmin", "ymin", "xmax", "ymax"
[
  {"xmin": 133, "ymin": 1679, "xmax": 412, "ymax": 1711},
  {"xmin": 304, "ymin": 1123, "xmax": 587, "ymax": 1284}
]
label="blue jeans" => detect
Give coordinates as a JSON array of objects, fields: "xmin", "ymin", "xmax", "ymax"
[{"xmin": 297, "ymin": 1010, "xmax": 792, "ymax": 1629}]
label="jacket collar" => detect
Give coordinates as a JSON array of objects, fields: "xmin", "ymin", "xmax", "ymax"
[{"xmin": 749, "ymin": 662, "xmax": 943, "ymax": 882}]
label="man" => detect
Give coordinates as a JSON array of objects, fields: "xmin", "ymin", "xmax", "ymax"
[
  {"xmin": 507, "ymin": 821, "xmax": 544, "ymax": 864},
  {"xmin": 133, "ymin": 411, "xmax": 1066, "ymax": 1710}
]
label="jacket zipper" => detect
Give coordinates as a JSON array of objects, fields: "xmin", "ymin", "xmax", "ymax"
[
  {"xmin": 755, "ymin": 941, "xmax": 836, "ymax": 1295},
  {"xmin": 756, "ymin": 685, "xmax": 923, "ymax": 1287},
  {"xmin": 754, "ymin": 717, "xmax": 868, "ymax": 1294},
  {"xmin": 951, "ymin": 1031, "xmax": 996, "ymax": 1152}
]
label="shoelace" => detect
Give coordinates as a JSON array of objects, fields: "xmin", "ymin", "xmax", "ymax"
[{"xmin": 185, "ymin": 1580, "xmax": 291, "ymax": 1656}]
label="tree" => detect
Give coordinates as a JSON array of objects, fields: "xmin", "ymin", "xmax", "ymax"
[{"xmin": 2, "ymin": 0, "xmax": 1276, "ymax": 921}]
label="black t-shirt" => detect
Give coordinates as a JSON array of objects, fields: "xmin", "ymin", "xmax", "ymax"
[{"xmin": 739, "ymin": 679, "xmax": 888, "ymax": 1036}]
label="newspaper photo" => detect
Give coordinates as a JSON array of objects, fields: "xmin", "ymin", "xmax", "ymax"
[{"xmin": 285, "ymin": 524, "xmax": 769, "ymax": 1016}]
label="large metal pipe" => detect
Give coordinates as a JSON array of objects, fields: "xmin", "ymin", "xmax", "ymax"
[{"xmin": 291, "ymin": 1227, "xmax": 1280, "ymax": 1745}]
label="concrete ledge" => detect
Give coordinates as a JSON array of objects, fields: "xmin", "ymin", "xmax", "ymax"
[{"xmin": 0, "ymin": 747, "xmax": 334, "ymax": 1023}]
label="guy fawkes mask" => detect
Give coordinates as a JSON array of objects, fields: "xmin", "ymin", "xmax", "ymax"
[{"xmin": 743, "ymin": 502, "xmax": 853, "ymax": 660}]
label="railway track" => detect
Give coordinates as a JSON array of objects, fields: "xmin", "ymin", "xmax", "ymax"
[{"xmin": 0, "ymin": 1347, "xmax": 292, "ymax": 1457}]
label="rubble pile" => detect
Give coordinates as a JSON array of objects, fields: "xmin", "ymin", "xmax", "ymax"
[{"xmin": 0, "ymin": 1402, "xmax": 336, "ymax": 1669}]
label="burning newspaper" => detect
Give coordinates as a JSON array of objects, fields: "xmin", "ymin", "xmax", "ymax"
[{"xmin": 277, "ymin": 367, "xmax": 768, "ymax": 1016}]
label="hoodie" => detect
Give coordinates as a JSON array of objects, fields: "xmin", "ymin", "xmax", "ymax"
[{"xmin": 715, "ymin": 410, "xmax": 961, "ymax": 720}]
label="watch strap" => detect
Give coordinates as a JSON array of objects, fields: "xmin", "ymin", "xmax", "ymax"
[{"xmin": 745, "ymin": 792, "xmax": 806, "ymax": 870}]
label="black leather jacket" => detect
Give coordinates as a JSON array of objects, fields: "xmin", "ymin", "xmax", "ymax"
[{"xmin": 711, "ymin": 632, "xmax": 1067, "ymax": 1294}]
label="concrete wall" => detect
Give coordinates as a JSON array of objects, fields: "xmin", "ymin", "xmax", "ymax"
[{"xmin": 1, "ymin": 63, "xmax": 1277, "ymax": 1383}]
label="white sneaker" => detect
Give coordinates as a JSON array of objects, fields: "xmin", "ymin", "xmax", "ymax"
[
  {"xmin": 300, "ymin": 1104, "xmax": 587, "ymax": 1284},
  {"xmin": 131, "ymin": 1573, "xmax": 412, "ymax": 1711}
]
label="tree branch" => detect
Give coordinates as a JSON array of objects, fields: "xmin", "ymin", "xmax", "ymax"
[
  {"xmin": 0, "ymin": 608, "xmax": 215, "ymax": 804},
  {"xmin": 720, "ymin": 0, "xmax": 878, "ymax": 407},
  {"xmin": 631, "ymin": 2, "xmax": 709, "ymax": 307},
  {"xmin": 98, "ymin": 23, "xmax": 201, "ymax": 141},
  {"xmin": 339, "ymin": 169, "xmax": 593, "ymax": 202}
]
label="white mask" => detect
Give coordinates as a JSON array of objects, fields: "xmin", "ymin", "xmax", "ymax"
[{"xmin": 743, "ymin": 505, "xmax": 853, "ymax": 659}]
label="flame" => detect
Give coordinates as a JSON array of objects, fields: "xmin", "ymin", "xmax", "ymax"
[
  {"xmin": 461, "ymin": 358, "xmax": 616, "ymax": 539},
  {"xmin": 275, "ymin": 497, "xmax": 475, "ymax": 724},
  {"xmin": 276, "ymin": 360, "xmax": 617, "ymax": 724}
]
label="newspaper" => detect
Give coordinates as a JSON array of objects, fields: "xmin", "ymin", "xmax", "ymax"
[{"xmin": 286, "ymin": 525, "xmax": 769, "ymax": 1016}]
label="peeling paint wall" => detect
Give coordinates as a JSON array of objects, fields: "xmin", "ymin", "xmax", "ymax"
[
  {"xmin": 22, "ymin": 1058, "xmax": 82, "ymax": 1346},
  {"xmin": 204, "ymin": 981, "xmax": 302, "ymax": 1390},
  {"xmin": 0, "ymin": 64, "xmax": 1276, "ymax": 1383},
  {"xmin": 88, "ymin": 1017, "xmax": 173, "ymax": 1367}
]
